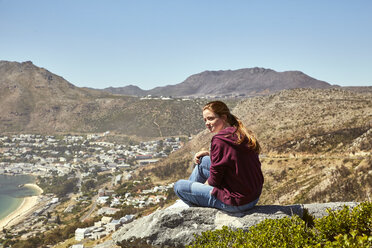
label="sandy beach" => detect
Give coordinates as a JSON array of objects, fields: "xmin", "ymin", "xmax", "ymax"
[
  {"xmin": 0, "ymin": 183, "xmax": 43, "ymax": 231},
  {"xmin": 24, "ymin": 183, "xmax": 44, "ymax": 195}
]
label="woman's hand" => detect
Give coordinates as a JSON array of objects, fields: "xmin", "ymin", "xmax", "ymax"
[{"xmin": 194, "ymin": 150, "xmax": 210, "ymax": 164}]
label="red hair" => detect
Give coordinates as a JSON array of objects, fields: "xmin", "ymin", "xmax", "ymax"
[{"xmin": 203, "ymin": 101, "xmax": 260, "ymax": 153}]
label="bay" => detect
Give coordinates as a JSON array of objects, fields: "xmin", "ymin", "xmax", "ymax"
[{"xmin": 0, "ymin": 174, "xmax": 38, "ymax": 220}]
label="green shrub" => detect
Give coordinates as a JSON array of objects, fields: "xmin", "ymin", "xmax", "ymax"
[
  {"xmin": 188, "ymin": 226, "xmax": 243, "ymax": 248},
  {"xmin": 189, "ymin": 216, "xmax": 316, "ymax": 248},
  {"xmin": 188, "ymin": 201, "xmax": 372, "ymax": 248},
  {"xmin": 242, "ymin": 216, "xmax": 316, "ymax": 247},
  {"xmin": 318, "ymin": 231, "xmax": 372, "ymax": 248},
  {"xmin": 314, "ymin": 201, "xmax": 372, "ymax": 246}
]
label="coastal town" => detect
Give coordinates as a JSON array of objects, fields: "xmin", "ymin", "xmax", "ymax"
[
  {"xmin": 0, "ymin": 133, "xmax": 185, "ymax": 247},
  {"xmin": 0, "ymin": 132, "xmax": 183, "ymax": 176}
]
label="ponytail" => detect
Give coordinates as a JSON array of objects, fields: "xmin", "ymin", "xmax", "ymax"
[{"xmin": 229, "ymin": 114, "xmax": 261, "ymax": 153}]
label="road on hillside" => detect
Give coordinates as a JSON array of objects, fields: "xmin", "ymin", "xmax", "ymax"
[{"xmin": 80, "ymin": 194, "xmax": 98, "ymax": 222}]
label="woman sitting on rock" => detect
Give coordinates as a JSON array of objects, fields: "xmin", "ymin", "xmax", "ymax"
[{"xmin": 174, "ymin": 100, "xmax": 264, "ymax": 213}]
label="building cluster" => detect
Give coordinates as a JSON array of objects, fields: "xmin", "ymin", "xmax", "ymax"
[
  {"xmin": 138, "ymin": 94, "xmax": 246, "ymax": 100},
  {"xmin": 97, "ymin": 182, "xmax": 173, "ymax": 209},
  {"xmin": 0, "ymin": 133, "xmax": 183, "ymax": 176},
  {"xmin": 0, "ymin": 133, "xmax": 183, "ymax": 246},
  {"xmin": 73, "ymin": 182, "xmax": 174, "ymax": 243},
  {"xmin": 75, "ymin": 214, "xmax": 135, "ymax": 241},
  {"xmin": 3, "ymin": 195, "xmax": 61, "ymax": 239}
]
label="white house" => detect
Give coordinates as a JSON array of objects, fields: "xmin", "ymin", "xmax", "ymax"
[
  {"xmin": 106, "ymin": 219, "xmax": 121, "ymax": 232},
  {"xmin": 50, "ymin": 198, "xmax": 59, "ymax": 204},
  {"xmin": 91, "ymin": 231, "xmax": 106, "ymax": 240},
  {"xmin": 98, "ymin": 207, "xmax": 120, "ymax": 216},
  {"xmin": 120, "ymin": 214, "xmax": 135, "ymax": 224},
  {"xmin": 71, "ymin": 244, "xmax": 84, "ymax": 248},
  {"xmin": 94, "ymin": 221, "xmax": 102, "ymax": 228},
  {"xmin": 101, "ymin": 216, "xmax": 113, "ymax": 224},
  {"xmin": 110, "ymin": 198, "xmax": 121, "ymax": 207},
  {"xmin": 97, "ymin": 196, "xmax": 109, "ymax": 205},
  {"xmin": 75, "ymin": 228, "xmax": 89, "ymax": 241}
]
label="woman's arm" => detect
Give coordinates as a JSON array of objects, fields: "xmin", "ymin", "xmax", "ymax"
[
  {"xmin": 207, "ymin": 140, "xmax": 228, "ymax": 186},
  {"xmin": 194, "ymin": 150, "xmax": 210, "ymax": 164}
]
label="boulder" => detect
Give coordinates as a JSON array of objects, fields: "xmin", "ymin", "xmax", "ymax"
[{"xmin": 101, "ymin": 201, "xmax": 358, "ymax": 248}]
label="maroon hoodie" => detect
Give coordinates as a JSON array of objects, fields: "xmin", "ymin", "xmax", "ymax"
[{"xmin": 207, "ymin": 126, "xmax": 264, "ymax": 206}]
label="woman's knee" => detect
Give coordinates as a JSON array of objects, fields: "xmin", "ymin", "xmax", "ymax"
[
  {"xmin": 199, "ymin": 156, "xmax": 211, "ymax": 169},
  {"xmin": 174, "ymin": 179, "xmax": 190, "ymax": 195}
]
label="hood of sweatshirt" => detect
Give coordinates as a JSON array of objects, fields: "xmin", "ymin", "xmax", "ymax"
[{"xmin": 212, "ymin": 126, "xmax": 242, "ymax": 146}]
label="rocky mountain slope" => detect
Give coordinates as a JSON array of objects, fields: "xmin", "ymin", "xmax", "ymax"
[
  {"xmin": 1, "ymin": 60, "xmax": 371, "ymax": 247},
  {"xmin": 102, "ymin": 67, "xmax": 336, "ymax": 97},
  {"xmin": 142, "ymin": 88, "xmax": 372, "ymax": 205},
  {"xmin": 0, "ymin": 61, "xmax": 207, "ymax": 137},
  {"xmin": 235, "ymin": 88, "xmax": 372, "ymax": 153},
  {"xmin": 1, "ymin": 61, "xmax": 371, "ymax": 205}
]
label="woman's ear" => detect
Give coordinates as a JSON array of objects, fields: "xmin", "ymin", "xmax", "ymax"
[{"xmin": 221, "ymin": 114, "xmax": 228, "ymax": 121}]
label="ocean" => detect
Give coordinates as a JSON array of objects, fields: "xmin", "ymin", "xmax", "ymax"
[{"xmin": 0, "ymin": 174, "xmax": 38, "ymax": 221}]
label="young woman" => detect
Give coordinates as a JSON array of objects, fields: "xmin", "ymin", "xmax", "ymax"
[{"xmin": 174, "ymin": 101, "xmax": 264, "ymax": 213}]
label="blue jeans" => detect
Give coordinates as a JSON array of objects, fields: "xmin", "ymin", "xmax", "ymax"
[{"xmin": 174, "ymin": 156, "xmax": 259, "ymax": 213}]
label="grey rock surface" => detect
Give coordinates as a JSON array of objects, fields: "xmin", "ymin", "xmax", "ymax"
[
  {"xmin": 105, "ymin": 201, "xmax": 357, "ymax": 248},
  {"xmin": 303, "ymin": 202, "xmax": 358, "ymax": 218}
]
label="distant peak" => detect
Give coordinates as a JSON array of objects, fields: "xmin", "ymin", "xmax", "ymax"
[
  {"xmin": 199, "ymin": 67, "xmax": 273, "ymax": 76},
  {"xmin": 125, "ymin": 84, "xmax": 143, "ymax": 89},
  {"xmin": 22, "ymin": 61, "xmax": 34, "ymax": 65},
  {"xmin": 249, "ymin": 67, "xmax": 270, "ymax": 73}
]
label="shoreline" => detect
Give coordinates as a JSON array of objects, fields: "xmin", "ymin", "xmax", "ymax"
[
  {"xmin": 0, "ymin": 184, "xmax": 43, "ymax": 231},
  {"xmin": 23, "ymin": 183, "xmax": 44, "ymax": 195}
]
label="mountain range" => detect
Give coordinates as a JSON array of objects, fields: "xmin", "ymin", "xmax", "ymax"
[
  {"xmin": 102, "ymin": 67, "xmax": 337, "ymax": 97},
  {"xmin": 1, "ymin": 60, "xmax": 372, "ymax": 248},
  {"xmin": 1, "ymin": 60, "xmax": 371, "ymax": 205},
  {"xmin": 0, "ymin": 61, "xmax": 205, "ymax": 136},
  {"xmin": 0, "ymin": 60, "xmax": 342, "ymax": 136}
]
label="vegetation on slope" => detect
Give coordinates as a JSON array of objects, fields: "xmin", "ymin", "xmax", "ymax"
[
  {"xmin": 140, "ymin": 88, "xmax": 372, "ymax": 204},
  {"xmin": 188, "ymin": 201, "xmax": 372, "ymax": 248},
  {"xmin": 115, "ymin": 202, "xmax": 372, "ymax": 248}
]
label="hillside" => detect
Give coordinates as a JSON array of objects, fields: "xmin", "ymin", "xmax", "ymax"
[
  {"xmin": 1, "ymin": 60, "xmax": 371, "ymax": 205},
  {"xmin": 103, "ymin": 67, "xmax": 336, "ymax": 97},
  {"xmin": 235, "ymin": 88, "xmax": 372, "ymax": 153},
  {"xmin": 141, "ymin": 88, "xmax": 372, "ymax": 205},
  {"xmin": 0, "ymin": 61, "xmax": 208, "ymax": 137},
  {"xmin": 0, "ymin": 61, "xmax": 108, "ymax": 132}
]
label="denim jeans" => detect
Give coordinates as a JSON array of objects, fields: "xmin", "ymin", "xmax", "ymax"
[{"xmin": 174, "ymin": 156, "xmax": 259, "ymax": 213}]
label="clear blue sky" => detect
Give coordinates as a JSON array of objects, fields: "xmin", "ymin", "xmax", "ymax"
[{"xmin": 1, "ymin": 0, "xmax": 371, "ymax": 89}]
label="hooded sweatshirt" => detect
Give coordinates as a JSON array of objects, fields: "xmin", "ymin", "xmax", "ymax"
[{"xmin": 207, "ymin": 126, "xmax": 264, "ymax": 206}]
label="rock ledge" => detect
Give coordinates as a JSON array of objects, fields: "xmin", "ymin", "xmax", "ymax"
[{"xmin": 99, "ymin": 201, "xmax": 358, "ymax": 248}]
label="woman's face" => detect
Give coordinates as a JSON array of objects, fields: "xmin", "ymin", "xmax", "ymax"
[{"xmin": 202, "ymin": 109, "xmax": 227, "ymax": 133}]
